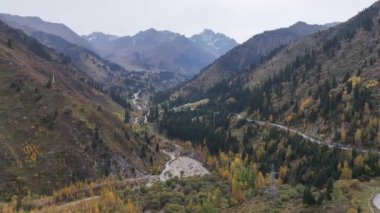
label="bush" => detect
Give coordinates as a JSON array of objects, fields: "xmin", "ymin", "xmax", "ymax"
[{"xmin": 164, "ymin": 204, "xmax": 186, "ymax": 213}]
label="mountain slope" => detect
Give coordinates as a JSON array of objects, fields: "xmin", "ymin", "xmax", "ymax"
[
  {"xmin": 0, "ymin": 13, "xmax": 92, "ymax": 50},
  {"xmin": 29, "ymin": 30, "xmax": 127, "ymax": 89},
  {"xmin": 165, "ymin": 1, "xmax": 380, "ymax": 151},
  {"xmin": 0, "ymin": 21, "xmax": 161, "ymax": 199},
  {"xmin": 156, "ymin": 4, "xmax": 380, "ymax": 211},
  {"xmin": 0, "ymin": 14, "xmax": 129, "ymax": 90},
  {"xmin": 183, "ymin": 22, "xmax": 333, "ymax": 91}
]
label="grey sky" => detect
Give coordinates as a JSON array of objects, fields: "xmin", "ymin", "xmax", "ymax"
[{"xmin": 1, "ymin": 0, "xmax": 378, "ymax": 42}]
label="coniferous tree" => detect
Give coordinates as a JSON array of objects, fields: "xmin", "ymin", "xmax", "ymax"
[
  {"xmin": 303, "ymin": 187, "xmax": 316, "ymax": 205},
  {"xmin": 326, "ymin": 178, "xmax": 334, "ymax": 201},
  {"xmin": 7, "ymin": 39, "xmax": 13, "ymax": 48},
  {"xmin": 124, "ymin": 110, "xmax": 130, "ymax": 123}
]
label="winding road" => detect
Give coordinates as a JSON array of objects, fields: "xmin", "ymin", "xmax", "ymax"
[{"xmin": 237, "ymin": 114, "xmax": 380, "ymax": 155}]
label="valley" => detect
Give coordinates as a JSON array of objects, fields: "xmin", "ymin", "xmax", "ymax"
[{"xmin": 1, "ymin": 1, "xmax": 380, "ymax": 212}]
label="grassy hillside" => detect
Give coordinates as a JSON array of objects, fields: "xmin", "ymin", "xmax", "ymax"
[{"xmin": 0, "ymin": 21, "xmax": 163, "ymax": 200}]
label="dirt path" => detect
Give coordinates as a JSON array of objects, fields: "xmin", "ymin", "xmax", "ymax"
[
  {"xmin": 238, "ymin": 114, "xmax": 380, "ymax": 155},
  {"xmin": 48, "ymin": 148, "xmax": 208, "ymax": 210}
]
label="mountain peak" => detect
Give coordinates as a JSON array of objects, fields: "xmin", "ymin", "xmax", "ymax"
[
  {"xmin": 83, "ymin": 32, "xmax": 119, "ymax": 42},
  {"xmin": 190, "ymin": 30, "xmax": 238, "ymax": 57},
  {"xmin": 292, "ymin": 21, "xmax": 309, "ymax": 26},
  {"xmin": 145, "ymin": 28, "xmax": 158, "ymax": 33},
  {"xmin": 201, "ymin": 29, "xmax": 216, "ymax": 35}
]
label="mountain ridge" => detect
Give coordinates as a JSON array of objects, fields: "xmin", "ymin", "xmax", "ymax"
[
  {"xmin": 175, "ymin": 21, "xmax": 336, "ymax": 96},
  {"xmin": 84, "ymin": 28, "xmax": 238, "ymax": 78},
  {"xmin": 0, "ymin": 13, "xmax": 93, "ymax": 50}
]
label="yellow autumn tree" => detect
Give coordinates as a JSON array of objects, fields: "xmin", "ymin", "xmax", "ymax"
[
  {"xmin": 346, "ymin": 208, "xmax": 357, "ymax": 213},
  {"xmin": 340, "ymin": 128, "xmax": 347, "ymax": 142},
  {"xmin": 231, "ymin": 176, "xmax": 245, "ymax": 204},
  {"xmin": 354, "ymin": 154, "xmax": 364, "ymax": 169},
  {"xmin": 1, "ymin": 195, "xmax": 17, "ymax": 213},
  {"xmin": 230, "ymin": 156, "xmax": 243, "ymax": 176},
  {"xmin": 256, "ymin": 145, "xmax": 265, "ymax": 161},
  {"xmin": 285, "ymin": 146, "xmax": 293, "ymax": 160},
  {"xmin": 125, "ymin": 199, "xmax": 138, "ymax": 213},
  {"xmin": 183, "ymin": 141, "xmax": 193, "ymax": 152},
  {"xmin": 218, "ymin": 167, "xmax": 229, "ymax": 180},
  {"xmin": 255, "ymin": 171, "xmax": 266, "ymax": 188},
  {"xmin": 363, "ymin": 102, "xmax": 370, "ymax": 123},
  {"xmin": 354, "ymin": 128, "xmax": 362, "ymax": 146},
  {"xmin": 300, "ymin": 97, "xmax": 313, "ymax": 112},
  {"xmin": 278, "ymin": 166, "xmax": 288, "ymax": 183},
  {"xmin": 340, "ymin": 161, "xmax": 352, "ymax": 180},
  {"xmin": 219, "ymin": 151, "xmax": 229, "ymax": 167}
]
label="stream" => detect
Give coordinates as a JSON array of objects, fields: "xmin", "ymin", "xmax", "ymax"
[{"xmin": 131, "ymin": 91, "xmax": 209, "ymax": 182}]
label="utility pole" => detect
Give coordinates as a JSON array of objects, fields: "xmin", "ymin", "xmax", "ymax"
[
  {"xmin": 268, "ymin": 164, "xmax": 277, "ymax": 199},
  {"xmin": 52, "ymin": 70, "xmax": 55, "ymax": 84}
]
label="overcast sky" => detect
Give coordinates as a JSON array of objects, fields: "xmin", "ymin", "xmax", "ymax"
[{"xmin": 0, "ymin": 0, "xmax": 378, "ymax": 42}]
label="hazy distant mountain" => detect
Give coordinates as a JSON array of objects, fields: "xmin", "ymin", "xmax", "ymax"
[
  {"xmin": 190, "ymin": 29, "xmax": 238, "ymax": 57},
  {"xmin": 0, "ymin": 13, "xmax": 92, "ymax": 50},
  {"xmin": 82, "ymin": 32, "xmax": 119, "ymax": 42},
  {"xmin": 81, "ymin": 32, "xmax": 119, "ymax": 52},
  {"xmin": 85, "ymin": 28, "xmax": 233, "ymax": 78}
]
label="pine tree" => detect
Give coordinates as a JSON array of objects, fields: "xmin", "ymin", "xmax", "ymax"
[
  {"xmin": 124, "ymin": 110, "xmax": 130, "ymax": 123},
  {"xmin": 326, "ymin": 178, "xmax": 333, "ymax": 201},
  {"xmin": 302, "ymin": 187, "xmax": 315, "ymax": 205},
  {"xmin": 332, "ymin": 75, "xmax": 337, "ymax": 88},
  {"xmin": 7, "ymin": 39, "xmax": 13, "ymax": 48}
]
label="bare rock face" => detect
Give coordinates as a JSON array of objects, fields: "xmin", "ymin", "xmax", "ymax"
[
  {"xmin": 93, "ymin": 153, "xmax": 142, "ymax": 178},
  {"xmin": 108, "ymin": 154, "xmax": 143, "ymax": 177}
]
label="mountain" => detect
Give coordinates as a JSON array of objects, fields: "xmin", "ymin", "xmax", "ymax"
[
  {"xmin": 0, "ymin": 13, "xmax": 92, "ymax": 50},
  {"xmin": 190, "ymin": 29, "xmax": 238, "ymax": 57},
  {"xmin": 81, "ymin": 32, "xmax": 119, "ymax": 53},
  {"xmin": 28, "ymin": 30, "xmax": 127, "ymax": 88},
  {"xmin": 183, "ymin": 22, "xmax": 335, "ymax": 92},
  {"xmin": 0, "ymin": 14, "xmax": 145, "ymax": 93},
  {"xmin": 85, "ymin": 28, "xmax": 237, "ymax": 78},
  {"xmin": 156, "ymin": 2, "xmax": 380, "ymax": 211},
  {"xmin": 0, "ymin": 20, "xmax": 161, "ymax": 198},
  {"xmin": 163, "ymin": 1, "xmax": 380, "ymax": 151},
  {"xmin": 82, "ymin": 32, "xmax": 119, "ymax": 42}
]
